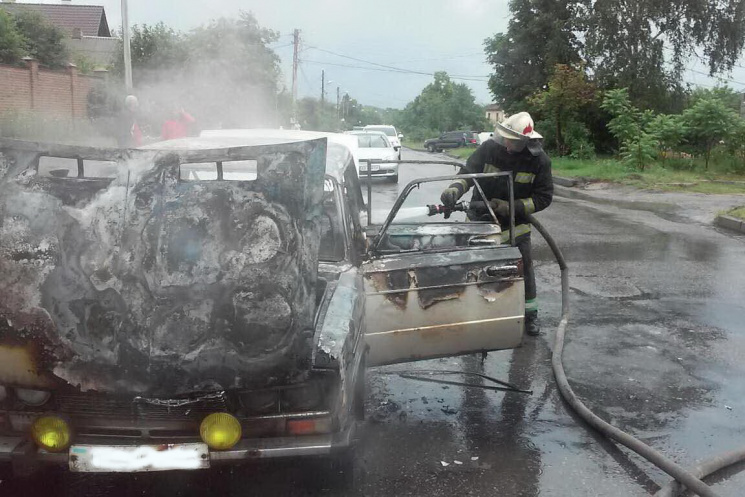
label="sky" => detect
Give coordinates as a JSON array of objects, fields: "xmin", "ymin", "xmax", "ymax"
[
  {"xmin": 31, "ymin": 0, "xmax": 510, "ymax": 109},
  {"xmin": 28, "ymin": 0, "xmax": 745, "ymax": 109}
]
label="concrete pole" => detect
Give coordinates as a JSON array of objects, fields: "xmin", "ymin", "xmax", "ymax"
[
  {"xmin": 121, "ymin": 0, "xmax": 133, "ymax": 90},
  {"xmin": 292, "ymin": 29, "xmax": 299, "ymax": 125}
]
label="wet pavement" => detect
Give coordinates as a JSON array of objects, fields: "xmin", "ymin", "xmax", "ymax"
[{"xmin": 4, "ymin": 148, "xmax": 745, "ymax": 496}]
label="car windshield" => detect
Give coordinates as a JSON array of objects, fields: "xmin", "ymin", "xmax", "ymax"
[
  {"xmin": 366, "ymin": 126, "xmax": 396, "ymax": 136},
  {"xmin": 355, "ymin": 134, "xmax": 390, "ymax": 148}
]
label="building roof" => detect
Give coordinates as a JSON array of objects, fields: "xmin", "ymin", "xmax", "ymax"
[
  {"xmin": 0, "ymin": 3, "xmax": 111, "ymax": 37},
  {"xmin": 485, "ymin": 103, "xmax": 503, "ymax": 111}
]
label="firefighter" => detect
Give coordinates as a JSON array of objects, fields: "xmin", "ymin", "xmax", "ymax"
[{"xmin": 440, "ymin": 112, "xmax": 553, "ymax": 336}]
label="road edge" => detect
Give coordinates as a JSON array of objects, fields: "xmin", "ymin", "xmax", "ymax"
[{"xmin": 714, "ymin": 215, "xmax": 745, "ymax": 234}]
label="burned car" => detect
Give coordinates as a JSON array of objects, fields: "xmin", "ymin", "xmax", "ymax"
[{"xmin": 0, "ymin": 132, "xmax": 524, "ymax": 476}]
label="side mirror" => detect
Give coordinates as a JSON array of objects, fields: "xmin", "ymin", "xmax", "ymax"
[{"xmin": 397, "ymin": 133, "xmax": 404, "ymax": 140}]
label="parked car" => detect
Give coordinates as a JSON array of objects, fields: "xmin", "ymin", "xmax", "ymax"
[
  {"xmin": 350, "ymin": 130, "xmax": 399, "ymax": 182},
  {"xmin": 0, "ymin": 133, "xmax": 524, "ymax": 479},
  {"xmin": 363, "ymin": 125, "xmax": 403, "ymax": 159},
  {"xmin": 424, "ymin": 131, "xmax": 478, "ymax": 152}
]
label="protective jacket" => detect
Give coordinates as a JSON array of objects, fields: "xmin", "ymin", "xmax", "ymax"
[{"xmin": 450, "ymin": 139, "xmax": 553, "ymax": 240}]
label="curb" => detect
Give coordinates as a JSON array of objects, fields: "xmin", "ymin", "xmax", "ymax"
[
  {"xmin": 714, "ymin": 215, "xmax": 745, "ymax": 234},
  {"xmin": 553, "ymin": 176, "xmax": 580, "ymax": 187}
]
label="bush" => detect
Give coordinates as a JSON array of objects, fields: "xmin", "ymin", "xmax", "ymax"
[
  {"xmin": 536, "ymin": 117, "xmax": 596, "ymax": 159},
  {"xmin": 620, "ymin": 132, "xmax": 658, "ymax": 170}
]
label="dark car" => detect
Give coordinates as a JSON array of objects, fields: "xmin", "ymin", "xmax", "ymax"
[{"xmin": 424, "ymin": 131, "xmax": 477, "ymax": 152}]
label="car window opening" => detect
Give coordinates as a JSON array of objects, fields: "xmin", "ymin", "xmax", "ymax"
[{"xmin": 180, "ymin": 159, "xmax": 258, "ymax": 181}]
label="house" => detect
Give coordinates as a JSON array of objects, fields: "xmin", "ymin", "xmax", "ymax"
[
  {"xmin": 485, "ymin": 103, "xmax": 505, "ymax": 125},
  {"xmin": 0, "ymin": 1, "xmax": 117, "ymax": 66}
]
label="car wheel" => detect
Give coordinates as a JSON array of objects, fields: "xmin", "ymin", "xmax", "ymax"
[
  {"xmin": 388, "ymin": 175, "xmax": 399, "ymax": 184},
  {"xmin": 427, "ymin": 144, "xmax": 435, "ymax": 153}
]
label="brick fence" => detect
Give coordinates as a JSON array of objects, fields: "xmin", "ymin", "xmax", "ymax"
[{"xmin": 0, "ymin": 59, "xmax": 105, "ymax": 120}]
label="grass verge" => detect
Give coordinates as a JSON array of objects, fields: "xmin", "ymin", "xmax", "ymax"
[
  {"xmin": 402, "ymin": 139, "xmax": 425, "ymax": 151},
  {"xmin": 553, "ymin": 157, "xmax": 745, "ymax": 194},
  {"xmin": 727, "ymin": 206, "xmax": 745, "ymax": 219},
  {"xmin": 410, "ymin": 145, "xmax": 745, "ymax": 194}
]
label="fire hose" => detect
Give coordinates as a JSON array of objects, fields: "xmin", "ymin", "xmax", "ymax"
[
  {"xmin": 526, "ymin": 213, "xmax": 745, "ymax": 497},
  {"xmin": 425, "ymin": 201, "xmax": 744, "ymax": 495}
]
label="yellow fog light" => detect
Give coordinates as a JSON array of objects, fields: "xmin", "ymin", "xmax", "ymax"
[
  {"xmin": 30, "ymin": 416, "xmax": 71, "ymax": 452},
  {"xmin": 200, "ymin": 413, "xmax": 242, "ymax": 450}
]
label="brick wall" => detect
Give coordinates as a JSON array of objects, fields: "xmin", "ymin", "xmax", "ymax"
[{"xmin": 0, "ymin": 60, "xmax": 103, "ymax": 119}]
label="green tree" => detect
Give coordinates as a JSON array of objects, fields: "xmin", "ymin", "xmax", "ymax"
[
  {"xmin": 582, "ymin": 0, "xmax": 745, "ymax": 112},
  {"xmin": 112, "ymin": 22, "xmax": 188, "ymax": 81},
  {"xmin": 112, "ymin": 13, "xmax": 282, "ymax": 129},
  {"xmin": 648, "ymin": 114, "xmax": 686, "ymax": 160},
  {"xmin": 601, "ymin": 88, "xmax": 659, "ymax": 170},
  {"xmin": 0, "ymin": 10, "xmax": 27, "ymax": 64},
  {"xmin": 682, "ymin": 96, "xmax": 739, "ymax": 168},
  {"xmin": 398, "ymin": 72, "xmax": 488, "ymax": 140},
  {"xmin": 688, "ymin": 86, "xmax": 742, "ymax": 113},
  {"xmin": 13, "ymin": 11, "xmax": 69, "ymax": 68},
  {"xmin": 529, "ymin": 64, "xmax": 595, "ymax": 154},
  {"xmin": 484, "ymin": 0, "xmax": 582, "ymax": 111}
]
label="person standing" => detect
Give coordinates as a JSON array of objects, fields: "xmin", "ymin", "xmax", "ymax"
[
  {"xmin": 440, "ymin": 112, "xmax": 553, "ymax": 336},
  {"xmin": 116, "ymin": 95, "xmax": 143, "ymax": 148},
  {"xmin": 161, "ymin": 106, "xmax": 197, "ymax": 140}
]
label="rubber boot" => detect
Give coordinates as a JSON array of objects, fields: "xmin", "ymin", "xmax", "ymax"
[{"xmin": 525, "ymin": 310, "xmax": 540, "ymax": 336}]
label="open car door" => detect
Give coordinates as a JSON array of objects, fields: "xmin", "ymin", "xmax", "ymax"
[{"xmin": 362, "ymin": 171, "xmax": 525, "ymax": 367}]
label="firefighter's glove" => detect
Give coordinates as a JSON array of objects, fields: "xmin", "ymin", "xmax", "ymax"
[
  {"xmin": 488, "ymin": 199, "xmax": 510, "ymax": 217},
  {"xmin": 440, "ymin": 186, "xmax": 462, "ymax": 209}
]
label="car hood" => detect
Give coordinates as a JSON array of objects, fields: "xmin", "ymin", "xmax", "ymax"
[{"xmin": 0, "ymin": 138, "xmax": 326, "ymax": 395}]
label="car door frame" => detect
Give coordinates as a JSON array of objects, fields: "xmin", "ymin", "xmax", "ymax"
[{"xmin": 359, "ymin": 168, "xmax": 525, "ymax": 367}]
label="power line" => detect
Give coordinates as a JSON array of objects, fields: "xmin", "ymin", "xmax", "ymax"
[
  {"xmin": 394, "ymin": 51, "xmax": 486, "ymax": 63},
  {"xmin": 685, "ymin": 67, "xmax": 745, "ymax": 86},
  {"xmin": 301, "ymin": 58, "xmax": 489, "ymax": 82},
  {"xmin": 304, "ymin": 46, "xmax": 491, "ymax": 80}
]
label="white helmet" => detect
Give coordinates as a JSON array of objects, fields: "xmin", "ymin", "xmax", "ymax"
[
  {"xmin": 494, "ymin": 112, "xmax": 543, "ymax": 154},
  {"xmin": 124, "ymin": 95, "xmax": 139, "ymax": 111}
]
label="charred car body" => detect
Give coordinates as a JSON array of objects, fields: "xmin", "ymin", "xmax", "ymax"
[{"xmin": 0, "ymin": 132, "xmax": 524, "ymax": 475}]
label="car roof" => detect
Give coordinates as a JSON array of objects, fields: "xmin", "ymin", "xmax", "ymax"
[
  {"xmin": 349, "ymin": 130, "xmax": 387, "ymax": 136},
  {"xmin": 143, "ymin": 130, "xmax": 359, "ymax": 182}
]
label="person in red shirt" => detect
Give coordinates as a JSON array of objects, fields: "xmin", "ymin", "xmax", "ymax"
[{"xmin": 161, "ymin": 107, "xmax": 197, "ymax": 140}]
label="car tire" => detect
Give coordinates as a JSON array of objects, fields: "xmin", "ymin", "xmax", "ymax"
[
  {"xmin": 427, "ymin": 144, "xmax": 435, "ymax": 153},
  {"xmin": 388, "ymin": 175, "xmax": 399, "ymax": 184}
]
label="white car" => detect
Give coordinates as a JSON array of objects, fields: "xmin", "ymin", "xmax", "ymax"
[
  {"xmin": 350, "ymin": 130, "xmax": 399, "ymax": 183},
  {"xmin": 364, "ymin": 125, "xmax": 403, "ymax": 159}
]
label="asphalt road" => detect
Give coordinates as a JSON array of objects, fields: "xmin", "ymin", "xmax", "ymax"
[{"xmin": 5, "ymin": 147, "xmax": 745, "ymax": 496}]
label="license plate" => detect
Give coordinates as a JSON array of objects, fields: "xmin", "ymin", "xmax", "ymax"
[
  {"xmin": 69, "ymin": 443, "xmax": 210, "ymax": 473},
  {"xmin": 360, "ymin": 164, "xmax": 380, "ymax": 172}
]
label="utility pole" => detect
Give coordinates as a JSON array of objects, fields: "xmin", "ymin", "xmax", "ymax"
[
  {"xmin": 121, "ymin": 0, "xmax": 133, "ymax": 91},
  {"xmin": 321, "ymin": 70, "xmax": 325, "ymax": 105},
  {"xmin": 291, "ymin": 29, "xmax": 300, "ymax": 126},
  {"xmin": 336, "ymin": 86, "xmax": 340, "ymax": 120}
]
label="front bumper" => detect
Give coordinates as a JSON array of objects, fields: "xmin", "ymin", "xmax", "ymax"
[
  {"xmin": 358, "ymin": 165, "xmax": 398, "ymax": 178},
  {"xmin": 0, "ymin": 424, "xmax": 354, "ymax": 471}
]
